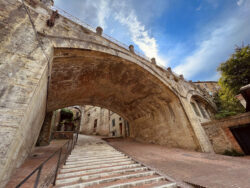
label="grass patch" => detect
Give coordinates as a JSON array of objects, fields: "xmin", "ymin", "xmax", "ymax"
[{"xmin": 223, "ymin": 149, "xmax": 244, "ymax": 157}]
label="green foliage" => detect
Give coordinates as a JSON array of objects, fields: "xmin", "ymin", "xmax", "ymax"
[
  {"xmin": 60, "ymin": 108, "xmax": 73, "ymax": 120},
  {"xmin": 217, "ymin": 45, "xmax": 250, "ymax": 94},
  {"xmin": 223, "ymin": 149, "xmax": 244, "ymax": 157},
  {"xmin": 215, "ymin": 45, "xmax": 250, "ymax": 118}
]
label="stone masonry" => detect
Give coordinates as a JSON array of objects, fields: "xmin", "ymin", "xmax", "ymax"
[{"xmin": 0, "ymin": 0, "xmax": 217, "ymax": 186}]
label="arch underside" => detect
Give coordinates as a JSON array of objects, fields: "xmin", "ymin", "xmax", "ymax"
[{"xmin": 47, "ymin": 48, "xmax": 200, "ymax": 150}]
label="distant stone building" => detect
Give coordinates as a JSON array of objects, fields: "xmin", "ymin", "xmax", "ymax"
[
  {"xmin": 80, "ymin": 106, "xmax": 129, "ymax": 137},
  {"xmin": 109, "ymin": 112, "xmax": 129, "ymax": 137},
  {"xmin": 193, "ymin": 81, "xmax": 220, "ymax": 96}
]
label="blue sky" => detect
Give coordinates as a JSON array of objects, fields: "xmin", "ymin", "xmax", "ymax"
[{"xmin": 54, "ymin": 0, "xmax": 250, "ymax": 81}]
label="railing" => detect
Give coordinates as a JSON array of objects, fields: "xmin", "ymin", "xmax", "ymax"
[
  {"xmin": 16, "ymin": 132, "xmax": 78, "ymax": 188},
  {"xmin": 51, "ymin": 5, "xmax": 151, "ymax": 62}
]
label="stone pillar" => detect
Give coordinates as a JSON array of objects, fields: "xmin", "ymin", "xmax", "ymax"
[
  {"xmin": 51, "ymin": 110, "xmax": 61, "ymax": 137},
  {"xmin": 79, "ymin": 106, "xmax": 85, "ymax": 133},
  {"xmin": 96, "ymin": 26, "xmax": 103, "ymax": 36},
  {"xmin": 180, "ymin": 97, "xmax": 214, "ymax": 153},
  {"xmin": 40, "ymin": 0, "xmax": 54, "ymax": 6},
  {"xmin": 179, "ymin": 74, "xmax": 184, "ymax": 80},
  {"xmin": 129, "ymin": 45, "xmax": 134, "ymax": 53},
  {"xmin": 36, "ymin": 112, "xmax": 53, "ymax": 146},
  {"xmin": 151, "ymin": 58, "xmax": 156, "ymax": 65}
]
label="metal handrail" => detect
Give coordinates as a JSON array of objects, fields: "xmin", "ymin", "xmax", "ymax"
[{"xmin": 16, "ymin": 132, "xmax": 78, "ymax": 188}]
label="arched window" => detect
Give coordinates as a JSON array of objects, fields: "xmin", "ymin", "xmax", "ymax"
[{"xmin": 190, "ymin": 95, "xmax": 214, "ymax": 121}]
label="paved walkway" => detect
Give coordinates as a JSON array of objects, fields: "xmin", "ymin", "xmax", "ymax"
[{"xmin": 107, "ymin": 138, "xmax": 250, "ymax": 188}]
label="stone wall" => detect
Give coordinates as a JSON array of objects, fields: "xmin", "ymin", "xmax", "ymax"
[
  {"xmin": 202, "ymin": 112, "xmax": 250, "ymax": 154},
  {"xmin": 193, "ymin": 81, "xmax": 220, "ymax": 96},
  {"xmin": 109, "ymin": 112, "xmax": 127, "ymax": 137},
  {"xmin": 0, "ymin": 1, "xmax": 53, "ymax": 186},
  {"xmin": 36, "ymin": 112, "xmax": 53, "ymax": 146},
  {"xmin": 80, "ymin": 105, "xmax": 128, "ymax": 137},
  {"xmin": 80, "ymin": 105, "xmax": 110, "ymax": 136}
]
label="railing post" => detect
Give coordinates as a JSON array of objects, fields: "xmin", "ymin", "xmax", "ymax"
[
  {"xmin": 76, "ymin": 132, "xmax": 79, "ymax": 144},
  {"xmin": 64, "ymin": 140, "xmax": 70, "ymax": 165},
  {"xmin": 70, "ymin": 135, "xmax": 74, "ymax": 154},
  {"xmin": 53, "ymin": 148, "xmax": 62, "ymax": 185},
  {"xmin": 34, "ymin": 165, "xmax": 43, "ymax": 188}
]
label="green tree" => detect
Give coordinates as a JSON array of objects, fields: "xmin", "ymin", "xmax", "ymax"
[{"xmin": 215, "ymin": 45, "xmax": 250, "ymax": 118}]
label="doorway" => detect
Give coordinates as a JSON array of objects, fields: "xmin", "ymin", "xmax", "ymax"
[{"xmin": 230, "ymin": 124, "xmax": 250, "ymax": 155}]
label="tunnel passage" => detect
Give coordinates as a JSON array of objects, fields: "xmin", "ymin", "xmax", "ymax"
[{"xmin": 47, "ymin": 48, "xmax": 200, "ymax": 150}]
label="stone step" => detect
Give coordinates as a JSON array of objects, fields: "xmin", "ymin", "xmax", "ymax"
[
  {"xmin": 71, "ymin": 150, "xmax": 117, "ymax": 153},
  {"xmin": 72, "ymin": 147, "xmax": 116, "ymax": 151},
  {"xmin": 71, "ymin": 149, "xmax": 120, "ymax": 155},
  {"xmin": 66, "ymin": 156, "xmax": 128, "ymax": 163},
  {"xmin": 62, "ymin": 158, "xmax": 131, "ymax": 169},
  {"xmin": 57, "ymin": 164, "xmax": 142, "ymax": 179},
  {"xmin": 68, "ymin": 153, "xmax": 123, "ymax": 159},
  {"xmin": 103, "ymin": 177, "xmax": 169, "ymax": 188},
  {"xmin": 60, "ymin": 161, "xmax": 135, "ymax": 173},
  {"xmin": 135, "ymin": 181, "xmax": 177, "ymax": 188},
  {"xmin": 56, "ymin": 167, "xmax": 149, "ymax": 185},
  {"xmin": 86, "ymin": 175, "xmax": 164, "ymax": 188},
  {"xmin": 153, "ymin": 182, "xmax": 178, "ymax": 188},
  {"xmin": 56, "ymin": 138, "xmax": 178, "ymax": 188},
  {"xmin": 56, "ymin": 171, "xmax": 156, "ymax": 188},
  {"xmin": 66, "ymin": 156, "xmax": 129, "ymax": 165}
]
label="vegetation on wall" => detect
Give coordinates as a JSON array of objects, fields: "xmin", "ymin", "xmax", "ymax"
[
  {"xmin": 60, "ymin": 108, "xmax": 74, "ymax": 120},
  {"xmin": 215, "ymin": 45, "xmax": 250, "ymax": 119},
  {"xmin": 223, "ymin": 149, "xmax": 244, "ymax": 157}
]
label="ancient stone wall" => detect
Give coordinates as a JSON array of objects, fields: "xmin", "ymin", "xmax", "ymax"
[
  {"xmin": 193, "ymin": 81, "xmax": 220, "ymax": 96},
  {"xmin": 79, "ymin": 105, "xmax": 128, "ymax": 137},
  {"xmin": 202, "ymin": 112, "xmax": 250, "ymax": 154},
  {"xmin": 0, "ymin": 1, "xmax": 53, "ymax": 185},
  {"xmin": 109, "ymin": 112, "xmax": 127, "ymax": 137},
  {"xmin": 80, "ymin": 105, "xmax": 110, "ymax": 136}
]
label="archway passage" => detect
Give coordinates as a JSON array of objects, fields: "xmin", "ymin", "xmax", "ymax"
[{"xmin": 47, "ymin": 48, "xmax": 199, "ymax": 150}]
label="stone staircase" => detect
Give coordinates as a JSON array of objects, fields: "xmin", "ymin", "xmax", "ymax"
[{"xmin": 55, "ymin": 141, "xmax": 177, "ymax": 188}]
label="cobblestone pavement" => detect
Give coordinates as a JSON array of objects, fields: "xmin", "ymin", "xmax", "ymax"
[
  {"xmin": 107, "ymin": 138, "xmax": 250, "ymax": 188},
  {"xmin": 55, "ymin": 135, "xmax": 181, "ymax": 187}
]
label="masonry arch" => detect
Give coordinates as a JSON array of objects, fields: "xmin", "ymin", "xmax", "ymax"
[
  {"xmin": 0, "ymin": 2, "xmax": 216, "ymax": 185},
  {"xmin": 47, "ymin": 48, "xmax": 200, "ymax": 150}
]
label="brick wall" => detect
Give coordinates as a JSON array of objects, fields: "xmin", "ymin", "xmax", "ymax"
[{"xmin": 202, "ymin": 112, "xmax": 250, "ymax": 154}]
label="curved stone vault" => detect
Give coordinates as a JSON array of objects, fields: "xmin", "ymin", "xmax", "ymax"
[
  {"xmin": 48, "ymin": 48, "xmax": 199, "ymax": 150},
  {"xmin": 0, "ymin": 0, "xmax": 216, "ymax": 185}
]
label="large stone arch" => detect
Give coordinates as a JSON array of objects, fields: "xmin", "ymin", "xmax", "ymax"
[
  {"xmin": 47, "ymin": 48, "xmax": 199, "ymax": 149},
  {"xmin": 0, "ymin": 0, "xmax": 214, "ymax": 185}
]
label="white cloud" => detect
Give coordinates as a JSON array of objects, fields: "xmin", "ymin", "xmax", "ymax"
[
  {"xmin": 112, "ymin": 3, "xmax": 167, "ymax": 66},
  {"xmin": 237, "ymin": 0, "xmax": 244, "ymax": 6},
  {"xmin": 54, "ymin": 0, "xmax": 167, "ymax": 66},
  {"xmin": 96, "ymin": 0, "xmax": 110, "ymax": 29},
  {"xmin": 173, "ymin": 6, "xmax": 250, "ymax": 80}
]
